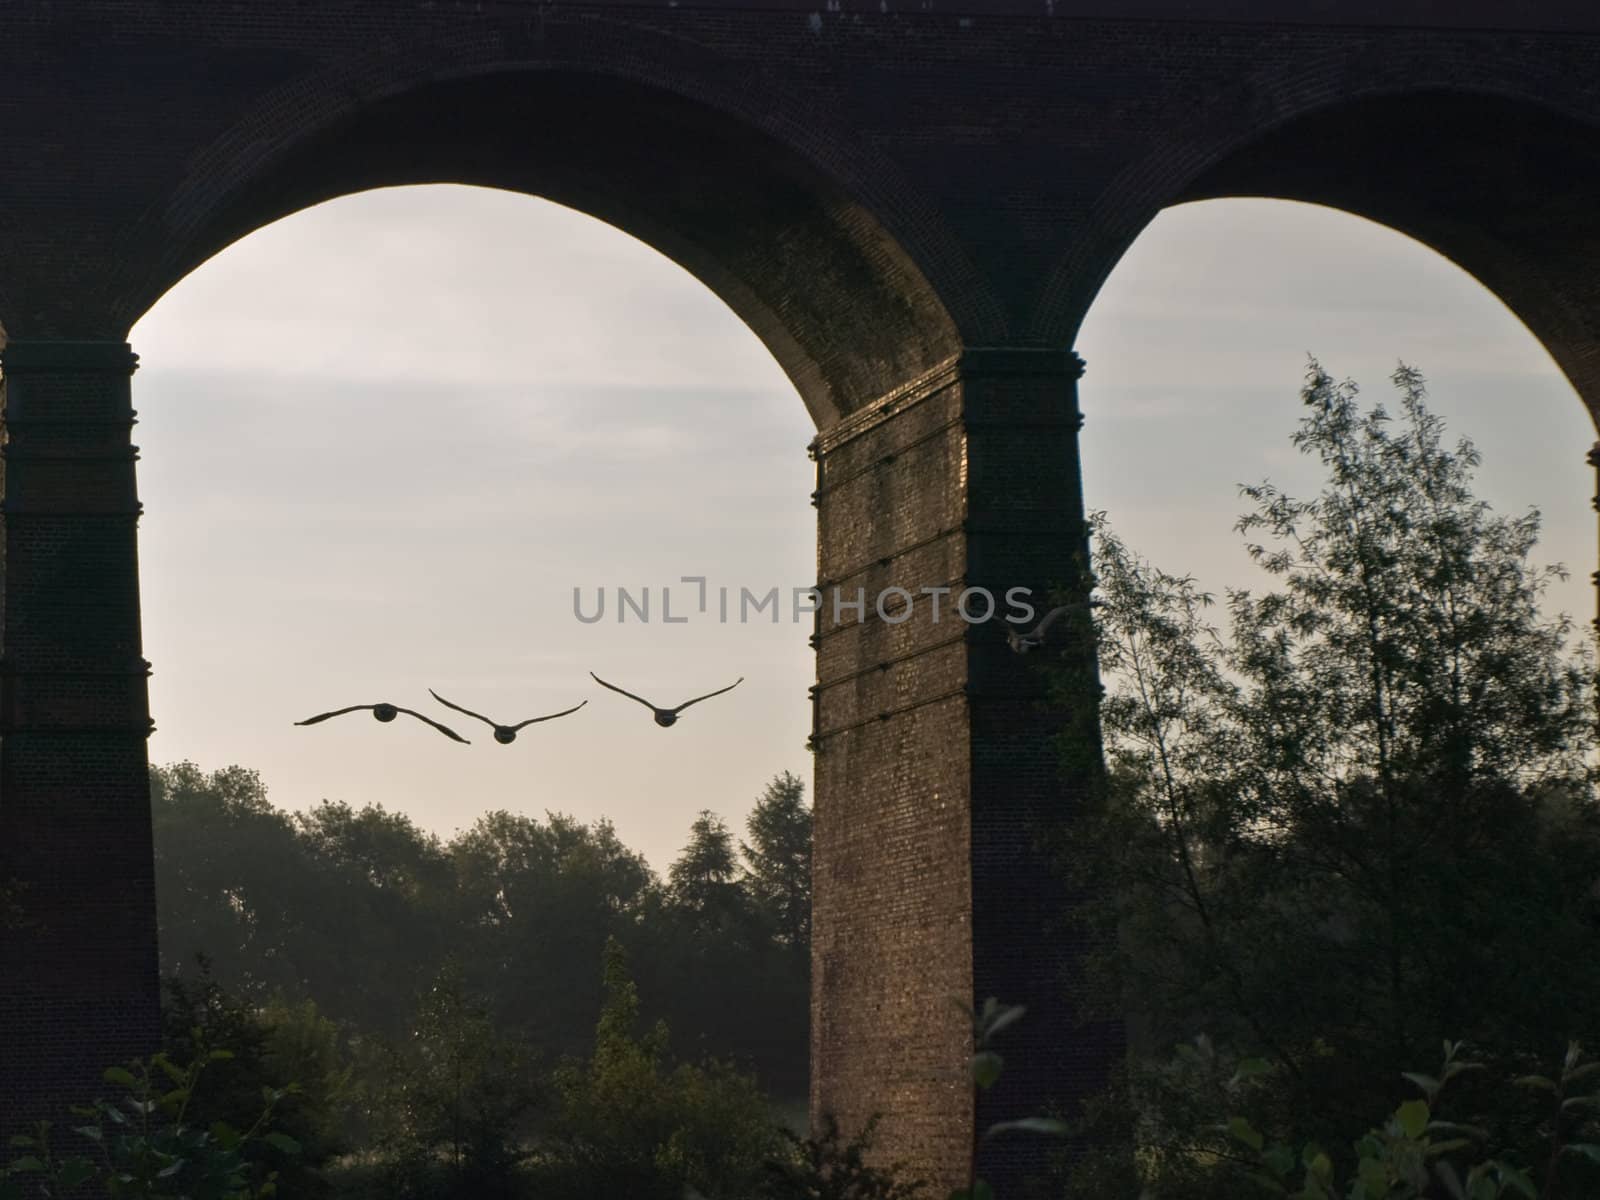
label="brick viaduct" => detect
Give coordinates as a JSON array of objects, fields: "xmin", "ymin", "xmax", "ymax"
[{"xmin": 3, "ymin": 1, "xmax": 1600, "ymax": 1191}]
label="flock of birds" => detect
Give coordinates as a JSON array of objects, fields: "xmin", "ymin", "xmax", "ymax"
[
  {"xmin": 295, "ymin": 674, "xmax": 745, "ymax": 744},
  {"xmin": 294, "ymin": 604, "xmax": 1081, "ymax": 745}
]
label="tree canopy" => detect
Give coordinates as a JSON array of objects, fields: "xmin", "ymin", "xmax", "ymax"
[{"xmin": 1060, "ymin": 362, "xmax": 1600, "ymax": 1195}]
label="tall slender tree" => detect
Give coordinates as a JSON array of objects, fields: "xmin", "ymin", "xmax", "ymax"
[{"xmin": 741, "ymin": 771, "xmax": 812, "ymax": 952}]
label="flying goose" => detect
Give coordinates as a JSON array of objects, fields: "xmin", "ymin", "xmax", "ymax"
[
  {"xmin": 428, "ymin": 690, "xmax": 587, "ymax": 744},
  {"xmin": 294, "ymin": 702, "xmax": 470, "ymax": 743},
  {"xmin": 589, "ymin": 672, "xmax": 743, "ymax": 727},
  {"xmin": 1006, "ymin": 601, "xmax": 1097, "ymax": 655}
]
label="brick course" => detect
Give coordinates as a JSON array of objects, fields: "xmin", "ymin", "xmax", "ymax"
[{"xmin": 1, "ymin": 4, "xmax": 1597, "ymax": 1192}]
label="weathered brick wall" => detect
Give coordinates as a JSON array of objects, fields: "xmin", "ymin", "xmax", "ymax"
[
  {"xmin": 811, "ymin": 356, "xmax": 974, "ymax": 1184},
  {"xmin": 811, "ymin": 349, "xmax": 1117, "ymax": 1192}
]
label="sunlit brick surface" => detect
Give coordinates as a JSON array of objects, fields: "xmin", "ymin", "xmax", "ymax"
[{"xmin": 811, "ymin": 351, "xmax": 1115, "ymax": 1191}]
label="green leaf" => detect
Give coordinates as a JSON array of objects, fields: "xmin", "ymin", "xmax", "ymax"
[
  {"xmin": 1495, "ymin": 1163, "xmax": 1536, "ymax": 1198},
  {"xmin": 982, "ymin": 1118, "xmax": 1067, "ymax": 1139},
  {"xmin": 1395, "ymin": 1099, "xmax": 1430, "ymax": 1140},
  {"xmin": 1358, "ymin": 1156, "xmax": 1388, "ymax": 1190},
  {"xmin": 1401, "ymin": 1072, "xmax": 1440, "ymax": 1096},
  {"xmin": 1246, "ymin": 1170, "xmax": 1289, "ymax": 1196},
  {"xmin": 982, "ymin": 1003, "xmax": 1027, "ymax": 1043},
  {"xmin": 1228, "ymin": 1116, "xmax": 1264, "ymax": 1151},
  {"xmin": 56, "ymin": 1158, "xmax": 95, "ymax": 1189},
  {"xmin": 1561, "ymin": 1143, "xmax": 1600, "ymax": 1164},
  {"xmin": 1513, "ymin": 1074, "xmax": 1557, "ymax": 1093},
  {"xmin": 6, "ymin": 1158, "xmax": 42, "ymax": 1174},
  {"xmin": 1232, "ymin": 1057, "xmax": 1273, "ymax": 1085},
  {"xmin": 102, "ymin": 1066, "xmax": 136, "ymax": 1088},
  {"xmin": 1262, "ymin": 1142, "xmax": 1295, "ymax": 1177},
  {"xmin": 6, "ymin": 1137, "xmax": 34, "ymax": 1150},
  {"xmin": 1564, "ymin": 1061, "xmax": 1600, "ymax": 1085},
  {"xmin": 970, "ymin": 1052, "xmax": 1003, "ymax": 1090},
  {"xmin": 263, "ymin": 1132, "xmax": 302, "ymax": 1156},
  {"xmin": 207, "ymin": 1049, "xmax": 234, "ymax": 1061}
]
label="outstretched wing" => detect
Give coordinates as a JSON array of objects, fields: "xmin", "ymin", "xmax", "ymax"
[
  {"xmin": 295, "ymin": 704, "xmax": 374, "ymax": 726},
  {"xmin": 590, "ymin": 673, "xmax": 659, "ymax": 712},
  {"xmin": 428, "ymin": 689, "xmax": 497, "ymax": 730},
  {"xmin": 510, "ymin": 700, "xmax": 588, "ymax": 731},
  {"xmin": 672, "ymin": 676, "xmax": 744, "ymax": 714},
  {"xmin": 1030, "ymin": 604, "xmax": 1075, "ymax": 639},
  {"xmin": 393, "ymin": 707, "xmax": 471, "ymax": 743}
]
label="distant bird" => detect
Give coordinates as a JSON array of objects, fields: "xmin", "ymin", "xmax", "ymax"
[
  {"xmin": 589, "ymin": 672, "xmax": 743, "ymax": 727},
  {"xmin": 428, "ymin": 690, "xmax": 587, "ymax": 744},
  {"xmin": 294, "ymin": 702, "xmax": 470, "ymax": 743},
  {"xmin": 1006, "ymin": 601, "xmax": 1097, "ymax": 655}
]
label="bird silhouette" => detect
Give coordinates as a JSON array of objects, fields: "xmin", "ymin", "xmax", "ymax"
[
  {"xmin": 428, "ymin": 690, "xmax": 587, "ymax": 744},
  {"xmin": 1005, "ymin": 601, "xmax": 1096, "ymax": 654},
  {"xmin": 589, "ymin": 672, "xmax": 743, "ymax": 727},
  {"xmin": 294, "ymin": 702, "xmax": 470, "ymax": 743}
]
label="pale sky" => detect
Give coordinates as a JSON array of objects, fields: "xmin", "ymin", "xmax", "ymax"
[{"xmin": 130, "ymin": 188, "xmax": 1597, "ymax": 870}]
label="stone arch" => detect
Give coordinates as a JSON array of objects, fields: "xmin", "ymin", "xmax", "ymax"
[
  {"xmin": 1033, "ymin": 44, "xmax": 1600, "ymax": 422},
  {"xmin": 103, "ymin": 17, "xmax": 983, "ymax": 428}
]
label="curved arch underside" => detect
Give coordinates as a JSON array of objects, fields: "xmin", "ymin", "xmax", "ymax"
[
  {"xmin": 121, "ymin": 71, "xmax": 962, "ymax": 430},
  {"xmin": 1174, "ymin": 89, "xmax": 1600, "ymax": 427}
]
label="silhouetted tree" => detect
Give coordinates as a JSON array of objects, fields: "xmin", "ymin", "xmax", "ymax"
[
  {"xmin": 152, "ymin": 762, "xmax": 314, "ymax": 1001},
  {"xmin": 669, "ymin": 810, "xmax": 745, "ymax": 933},
  {"xmin": 1057, "ymin": 362, "xmax": 1600, "ymax": 1194},
  {"xmin": 538, "ymin": 938, "xmax": 779, "ymax": 1200},
  {"xmin": 367, "ymin": 957, "xmax": 539, "ymax": 1199},
  {"xmin": 741, "ymin": 771, "xmax": 812, "ymax": 953},
  {"xmin": 450, "ymin": 808, "xmax": 655, "ymax": 1061}
]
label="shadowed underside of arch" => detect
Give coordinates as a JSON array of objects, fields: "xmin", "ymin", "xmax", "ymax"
[
  {"xmin": 114, "ymin": 69, "xmax": 963, "ymax": 430},
  {"xmin": 1170, "ymin": 90, "xmax": 1600, "ymax": 425}
]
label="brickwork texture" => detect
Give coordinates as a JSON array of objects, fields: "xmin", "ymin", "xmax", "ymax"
[{"xmin": 2, "ymin": 3, "xmax": 1599, "ymax": 1193}]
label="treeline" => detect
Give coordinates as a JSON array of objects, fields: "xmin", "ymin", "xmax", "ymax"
[
  {"xmin": 156, "ymin": 763, "xmax": 809, "ymax": 1093},
  {"xmin": 151, "ymin": 766, "xmax": 812, "ymax": 1149}
]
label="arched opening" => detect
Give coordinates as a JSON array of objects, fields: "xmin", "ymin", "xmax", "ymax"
[
  {"xmin": 1080, "ymin": 197, "xmax": 1594, "ymax": 630},
  {"xmin": 1, "ymin": 58, "xmax": 976, "ymax": 1168},
  {"xmin": 131, "ymin": 181, "xmax": 819, "ymax": 886},
  {"xmin": 1057, "ymin": 83, "xmax": 1600, "ymax": 660},
  {"xmin": 1058, "ymin": 90, "xmax": 1600, "ymax": 1190},
  {"xmin": 115, "ymin": 67, "xmax": 965, "ymax": 427},
  {"xmin": 129, "ymin": 178, "xmax": 825, "ymax": 1145}
]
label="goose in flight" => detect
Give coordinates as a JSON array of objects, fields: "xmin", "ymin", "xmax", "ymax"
[
  {"xmin": 1006, "ymin": 601, "xmax": 1097, "ymax": 655},
  {"xmin": 428, "ymin": 690, "xmax": 587, "ymax": 744},
  {"xmin": 589, "ymin": 672, "xmax": 743, "ymax": 727},
  {"xmin": 294, "ymin": 702, "xmax": 470, "ymax": 743}
]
